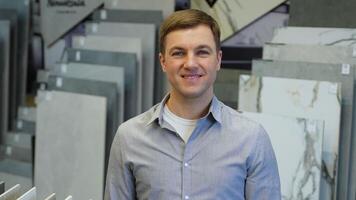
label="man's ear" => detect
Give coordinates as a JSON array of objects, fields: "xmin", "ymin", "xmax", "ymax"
[
  {"xmin": 159, "ymin": 52, "xmax": 167, "ymax": 72},
  {"xmin": 216, "ymin": 50, "xmax": 222, "ymax": 71}
]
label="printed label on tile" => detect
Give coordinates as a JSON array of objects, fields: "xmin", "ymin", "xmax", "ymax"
[
  {"xmin": 79, "ymin": 37, "xmax": 85, "ymax": 46},
  {"xmin": 329, "ymin": 83, "xmax": 338, "ymax": 94},
  {"xmin": 6, "ymin": 147, "xmax": 12, "ymax": 156},
  {"xmin": 14, "ymin": 135, "xmax": 20, "ymax": 142},
  {"xmin": 341, "ymin": 63, "xmax": 350, "ymax": 75},
  {"xmin": 75, "ymin": 51, "xmax": 81, "ymax": 61},
  {"xmin": 307, "ymin": 120, "xmax": 317, "ymax": 133},
  {"xmin": 61, "ymin": 64, "xmax": 67, "ymax": 73},
  {"xmin": 101, "ymin": 10, "xmax": 107, "ymax": 20},
  {"xmin": 56, "ymin": 78, "xmax": 63, "ymax": 88},
  {"xmin": 46, "ymin": 92, "xmax": 52, "ymax": 101},
  {"xmin": 353, "ymin": 47, "xmax": 356, "ymax": 57},
  {"xmin": 91, "ymin": 23, "xmax": 98, "ymax": 33},
  {"xmin": 17, "ymin": 120, "xmax": 23, "ymax": 129}
]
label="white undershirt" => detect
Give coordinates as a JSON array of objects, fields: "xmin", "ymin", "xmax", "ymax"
[{"xmin": 163, "ymin": 105, "xmax": 198, "ymax": 143}]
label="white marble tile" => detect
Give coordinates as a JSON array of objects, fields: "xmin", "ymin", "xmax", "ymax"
[
  {"xmin": 18, "ymin": 187, "xmax": 36, "ymax": 200},
  {"xmin": 0, "ymin": 173, "xmax": 31, "ymax": 196},
  {"xmin": 40, "ymin": 0, "xmax": 102, "ymax": 46},
  {"xmin": 191, "ymin": 0, "xmax": 286, "ymax": 40},
  {"xmin": 238, "ymin": 75, "xmax": 341, "ymax": 199},
  {"xmin": 35, "ymin": 90, "xmax": 106, "ymax": 200},
  {"xmin": 223, "ymin": 12, "xmax": 288, "ymax": 46},
  {"xmin": 271, "ymin": 27, "xmax": 356, "ymax": 46},
  {"xmin": 51, "ymin": 62, "xmax": 124, "ymax": 124},
  {"xmin": 72, "ymin": 35, "xmax": 143, "ymax": 114},
  {"xmin": 242, "ymin": 112, "xmax": 323, "ymax": 200},
  {"xmin": 104, "ymin": 0, "xmax": 175, "ymax": 19},
  {"xmin": 85, "ymin": 22, "xmax": 155, "ymax": 111},
  {"xmin": 0, "ymin": 183, "xmax": 21, "ymax": 199}
]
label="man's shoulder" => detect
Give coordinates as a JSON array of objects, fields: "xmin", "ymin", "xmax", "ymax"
[{"xmin": 116, "ymin": 104, "xmax": 160, "ymax": 138}]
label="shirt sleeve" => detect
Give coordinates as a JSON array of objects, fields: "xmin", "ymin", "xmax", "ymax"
[
  {"xmin": 104, "ymin": 132, "xmax": 136, "ymax": 200},
  {"xmin": 245, "ymin": 125, "xmax": 281, "ymax": 200}
]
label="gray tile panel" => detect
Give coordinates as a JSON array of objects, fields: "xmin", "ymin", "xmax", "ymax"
[
  {"xmin": 0, "ymin": 20, "xmax": 10, "ymax": 144},
  {"xmin": 0, "ymin": 158, "xmax": 32, "ymax": 178},
  {"xmin": 46, "ymin": 76, "xmax": 118, "ymax": 170},
  {"xmin": 0, "ymin": 0, "xmax": 31, "ymax": 109},
  {"xmin": 0, "ymin": 9, "xmax": 19, "ymax": 126},
  {"xmin": 65, "ymin": 48, "xmax": 138, "ymax": 120},
  {"xmin": 85, "ymin": 22, "xmax": 155, "ymax": 111},
  {"xmin": 35, "ymin": 90, "xmax": 106, "ymax": 200},
  {"xmin": 0, "ymin": 145, "xmax": 32, "ymax": 163},
  {"xmin": 4, "ymin": 132, "xmax": 33, "ymax": 149},
  {"xmin": 51, "ymin": 62, "xmax": 124, "ymax": 125}
]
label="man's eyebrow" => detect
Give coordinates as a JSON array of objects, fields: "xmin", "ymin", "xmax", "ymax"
[
  {"xmin": 168, "ymin": 47, "xmax": 185, "ymax": 54},
  {"xmin": 196, "ymin": 45, "xmax": 213, "ymax": 51}
]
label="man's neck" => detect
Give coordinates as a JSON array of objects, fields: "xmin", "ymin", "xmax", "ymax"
[{"xmin": 166, "ymin": 91, "xmax": 213, "ymax": 120}]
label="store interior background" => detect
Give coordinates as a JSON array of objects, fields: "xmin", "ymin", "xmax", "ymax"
[{"xmin": 0, "ymin": 0, "xmax": 355, "ymax": 199}]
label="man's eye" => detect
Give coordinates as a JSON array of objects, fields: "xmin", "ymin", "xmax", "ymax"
[
  {"xmin": 197, "ymin": 50, "xmax": 210, "ymax": 56},
  {"xmin": 172, "ymin": 51, "xmax": 184, "ymax": 56}
]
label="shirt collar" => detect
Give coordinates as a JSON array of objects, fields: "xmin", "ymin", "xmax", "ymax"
[{"xmin": 146, "ymin": 94, "xmax": 222, "ymax": 126}]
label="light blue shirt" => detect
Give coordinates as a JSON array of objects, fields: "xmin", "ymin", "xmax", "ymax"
[{"xmin": 105, "ymin": 95, "xmax": 281, "ymax": 200}]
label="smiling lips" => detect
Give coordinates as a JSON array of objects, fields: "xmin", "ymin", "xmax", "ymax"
[{"xmin": 181, "ymin": 74, "xmax": 203, "ymax": 79}]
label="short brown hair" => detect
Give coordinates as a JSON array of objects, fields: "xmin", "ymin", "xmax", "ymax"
[{"xmin": 159, "ymin": 9, "xmax": 221, "ymax": 53}]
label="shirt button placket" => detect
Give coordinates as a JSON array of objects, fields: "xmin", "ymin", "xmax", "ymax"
[{"xmin": 182, "ymin": 145, "xmax": 191, "ymax": 200}]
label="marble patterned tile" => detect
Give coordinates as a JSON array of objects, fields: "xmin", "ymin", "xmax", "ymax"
[
  {"xmin": 85, "ymin": 22, "xmax": 155, "ymax": 111},
  {"xmin": 242, "ymin": 111, "xmax": 323, "ymax": 200},
  {"xmin": 104, "ymin": 0, "xmax": 174, "ymax": 19},
  {"xmin": 40, "ymin": 0, "xmax": 102, "ymax": 46},
  {"xmin": 91, "ymin": 9, "xmax": 163, "ymax": 27},
  {"xmin": 0, "ymin": 9, "xmax": 19, "ymax": 126},
  {"xmin": 0, "ymin": 144, "xmax": 32, "ymax": 163},
  {"xmin": 65, "ymin": 48, "xmax": 138, "ymax": 120},
  {"xmin": 4, "ymin": 132, "xmax": 33, "ymax": 149},
  {"xmin": 271, "ymin": 27, "xmax": 356, "ymax": 46},
  {"xmin": 35, "ymin": 90, "xmax": 106, "ymax": 200},
  {"xmin": 0, "ymin": 20, "xmax": 10, "ymax": 144},
  {"xmin": 46, "ymin": 76, "xmax": 118, "ymax": 169},
  {"xmin": 262, "ymin": 44, "xmax": 356, "ymax": 199},
  {"xmin": 13, "ymin": 119, "xmax": 35, "ymax": 134},
  {"xmin": 51, "ymin": 62, "xmax": 124, "ymax": 124},
  {"xmin": 191, "ymin": 0, "xmax": 286, "ymax": 40},
  {"xmin": 239, "ymin": 75, "xmax": 342, "ymax": 199},
  {"xmin": 72, "ymin": 35, "xmax": 143, "ymax": 114},
  {"xmin": 0, "ymin": 0, "xmax": 30, "ymax": 108},
  {"xmin": 17, "ymin": 106, "xmax": 36, "ymax": 122},
  {"xmin": 223, "ymin": 12, "xmax": 288, "ymax": 46}
]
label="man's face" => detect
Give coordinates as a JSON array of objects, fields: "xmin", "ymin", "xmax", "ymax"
[{"xmin": 159, "ymin": 24, "xmax": 222, "ymax": 100}]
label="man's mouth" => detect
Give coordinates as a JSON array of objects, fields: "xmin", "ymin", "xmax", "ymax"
[{"xmin": 181, "ymin": 74, "xmax": 203, "ymax": 79}]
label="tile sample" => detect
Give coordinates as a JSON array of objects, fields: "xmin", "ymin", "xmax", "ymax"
[
  {"xmin": 223, "ymin": 12, "xmax": 288, "ymax": 46},
  {"xmin": 289, "ymin": 0, "xmax": 356, "ymax": 29},
  {"xmin": 13, "ymin": 119, "xmax": 35, "ymax": 134},
  {"xmin": 17, "ymin": 187, "xmax": 36, "ymax": 200},
  {"xmin": 72, "ymin": 35, "xmax": 143, "ymax": 114},
  {"xmin": 0, "ymin": 0, "xmax": 30, "ymax": 108},
  {"xmin": 40, "ymin": 0, "xmax": 102, "ymax": 46},
  {"xmin": 242, "ymin": 111, "xmax": 323, "ymax": 200},
  {"xmin": 35, "ymin": 90, "xmax": 106, "ymax": 200},
  {"xmin": 271, "ymin": 26, "xmax": 356, "ymax": 46},
  {"xmin": 0, "ymin": 181, "xmax": 3, "ymax": 195},
  {"xmin": 51, "ymin": 62, "xmax": 124, "ymax": 124},
  {"xmin": 104, "ymin": 0, "xmax": 174, "ymax": 19},
  {"xmin": 91, "ymin": 9, "xmax": 163, "ymax": 27},
  {"xmin": 46, "ymin": 76, "xmax": 118, "ymax": 168},
  {"xmin": 65, "ymin": 48, "xmax": 138, "ymax": 120},
  {"xmin": 0, "ymin": 9, "xmax": 19, "ymax": 126},
  {"xmin": 214, "ymin": 68, "xmax": 250, "ymax": 109},
  {"xmin": 191, "ymin": 0, "xmax": 286, "ymax": 40},
  {"xmin": 17, "ymin": 106, "xmax": 36, "ymax": 122},
  {"xmin": 0, "ymin": 184, "xmax": 21, "ymax": 199},
  {"xmin": 239, "ymin": 74, "xmax": 342, "ymax": 199},
  {"xmin": 86, "ymin": 22, "xmax": 155, "ymax": 111},
  {"xmin": 0, "ymin": 158, "xmax": 32, "ymax": 178},
  {"xmin": 0, "ymin": 145, "xmax": 32, "ymax": 162},
  {"xmin": 0, "ymin": 20, "xmax": 10, "ymax": 143},
  {"xmin": 262, "ymin": 44, "xmax": 356, "ymax": 199},
  {"xmin": 263, "ymin": 43, "xmax": 356, "ymax": 65},
  {"xmin": 4, "ymin": 132, "xmax": 33, "ymax": 149}
]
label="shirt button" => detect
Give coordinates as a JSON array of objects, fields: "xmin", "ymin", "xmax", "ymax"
[
  {"xmin": 185, "ymin": 195, "xmax": 190, "ymax": 199},
  {"xmin": 184, "ymin": 162, "xmax": 189, "ymax": 167}
]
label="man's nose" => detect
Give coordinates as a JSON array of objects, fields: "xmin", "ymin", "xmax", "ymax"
[{"xmin": 184, "ymin": 52, "xmax": 198, "ymax": 68}]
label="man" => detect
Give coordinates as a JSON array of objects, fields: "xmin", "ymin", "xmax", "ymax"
[{"xmin": 105, "ymin": 9, "xmax": 281, "ymax": 200}]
